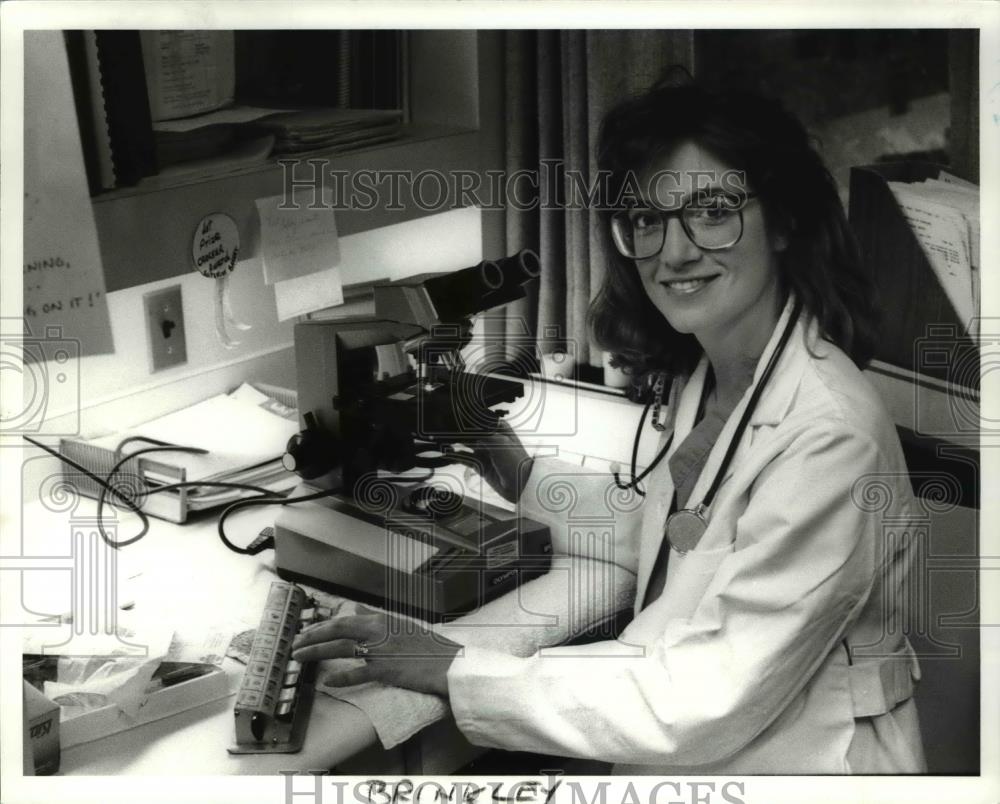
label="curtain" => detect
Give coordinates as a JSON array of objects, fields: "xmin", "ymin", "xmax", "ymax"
[{"xmin": 499, "ymin": 30, "xmax": 694, "ymax": 369}]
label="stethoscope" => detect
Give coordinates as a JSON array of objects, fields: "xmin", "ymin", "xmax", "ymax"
[{"xmin": 612, "ymin": 299, "xmax": 802, "ymax": 554}]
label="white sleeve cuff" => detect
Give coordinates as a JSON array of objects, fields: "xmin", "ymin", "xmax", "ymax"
[{"xmin": 447, "ymin": 645, "xmax": 530, "ymax": 748}]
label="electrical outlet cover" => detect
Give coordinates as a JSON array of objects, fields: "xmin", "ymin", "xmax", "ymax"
[{"xmin": 144, "ymin": 285, "xmax": 187, "ymax": 372}]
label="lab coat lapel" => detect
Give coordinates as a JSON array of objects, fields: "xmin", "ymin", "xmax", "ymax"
[
  {"xmin": 749, "ymin": 306, "xmax": 815, "ymax": 428},
  {"xmin": 634, "ymin": 296, "xmax": 807, "ymax": 605},
  {"xmin": 633, "ymin": 358, "xmax": 709, "ymax": 610},
  {"xmin": 678, "ymin": 297, "xmax": 802, "ymax": 541}
]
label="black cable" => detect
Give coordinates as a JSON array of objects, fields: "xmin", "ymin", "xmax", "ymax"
[
  {"xmin": 23, "ymin": 435, "xmax": 156, "ymax": 548},
  {"xmin": 102, "ymin": 444, "xmax": 292, "ymax": 549},
  {"xmin": 24, "ymin": 435, "xmax": 286, "ymax": 550},
  {"xmin": 23, "ymin": 435, "xmax": 130, "ymax": 502},
  {"xmin": 114, "ymin": 435, "xmax": 185, "ymax": 452},
  {"xmin": 27, "ymin": 435, "xmax": 386, "ymax": 557},
  {"xmin": 216, "ymin": 487, "xmax": 340, "ymax": 555},
  {"xmin": 97, "ymin": 444, "xmax": 210, "ymax": 548},
  {"xmin": 147, "ymin": 479, "xmax": 282, "ymax": 496}
]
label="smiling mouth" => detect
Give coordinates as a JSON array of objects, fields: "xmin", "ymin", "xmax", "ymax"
[{"xmin": 660, "ymin": 275, "xmax": 720, "ymax": 295}]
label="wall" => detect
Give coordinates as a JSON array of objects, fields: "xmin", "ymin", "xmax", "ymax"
[
  {"xmin": 18, "ymin": 28, "xmax": 497, "ymax": 501},
  {"xmin": 21, "ymin": 206, "xmax": 484, "ymax": 508},
  {"xmin": 28, "ymin": 28, "xmax": 496, "ymax": 436},
  {"xmin": 41, "ymin": 205, "xmax": 483, "ymax": 433},
  {"xmin": 44, "ymin": 255, "xmax": 293, "ymax": 429}
]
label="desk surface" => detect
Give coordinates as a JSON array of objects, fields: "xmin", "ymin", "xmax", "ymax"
[
  {"xmin": 19, "ymin": 452, "xmax": 636, "ymax": 776},
  {"xmin": 20, "ymin": 496, "xmax": 384, "ymax": 775}
]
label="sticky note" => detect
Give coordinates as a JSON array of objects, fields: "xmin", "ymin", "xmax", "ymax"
[
  {"xmin": 256, "ymin": 188, "xmax": 341, "ymax": 285},
  {"xmin": 273, "ymin": 267, "xmax": 345, "ymax": 321}
]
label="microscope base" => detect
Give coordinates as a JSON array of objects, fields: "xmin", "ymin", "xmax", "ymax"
[{"xmin": 273, "ymin": 489, "xmax": 551, "ymax": 621}]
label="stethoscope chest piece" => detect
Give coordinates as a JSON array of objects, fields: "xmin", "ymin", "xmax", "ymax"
[
  {"xmin": 662, "ymin": 299, "xmax": 803, "ymax": 556},
  {"xmin": 665, "ymin": 503, "xmax": 709, "ymax": 554}
]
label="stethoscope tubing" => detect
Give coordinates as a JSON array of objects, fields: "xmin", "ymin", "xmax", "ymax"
[
  {"xmin": 612, "ymin": 399, "xmax": 675, "ymax": 496},
  {"xmin": 697, "ymin": 298, "xmax": 802, "ymax": 510},
  {"xmin": 613, "ymin": 299, "xmax": 802, "ymax": 506}
]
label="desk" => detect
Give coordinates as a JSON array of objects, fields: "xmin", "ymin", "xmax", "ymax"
[
  {"xmin": 19, "ymin": 494, "xmax": 480, "ymax": 775},
  {"xmin": 18, "ymin": 376, "xmax": 646, "ymax": 775}
]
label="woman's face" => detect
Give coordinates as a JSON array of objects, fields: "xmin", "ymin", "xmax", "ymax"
[{"xmin": 633, "ymin": 141, "xmax": 785, "ymax": 347}]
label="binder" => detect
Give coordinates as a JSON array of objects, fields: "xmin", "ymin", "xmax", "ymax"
[
  {"xmin": 848, "ymin": 163, "xmax": 979, "ymax": 390},
  {"xmin": 63, "ymin": 31, "xmax": 114, "ymax": 194},
  {"xmin": 68, "ymin": 31, "xmax": 159, "ymax": 191}
]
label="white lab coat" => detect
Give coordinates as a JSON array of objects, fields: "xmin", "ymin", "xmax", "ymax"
[{"xmin": 447, "ymin": 297, "xmax": 927, "ymax": 774}]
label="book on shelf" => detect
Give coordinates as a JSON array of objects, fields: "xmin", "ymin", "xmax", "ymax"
[{"xmin": 65, "ymin": 30, "xmax": 159, "ymax": 192}]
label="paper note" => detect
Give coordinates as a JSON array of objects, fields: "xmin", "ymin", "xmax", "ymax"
[
  {"xmin": 907, "ymin": 179, "xmax": 980, "ymax": 272},
  {"xmin": 256, "ymin": 188, "xmax": 342, "ymax": 285},
  {"xmin": 23, "ymin": 31, "xmax": 114, "ymax": 357},
  {"xmin": 139, "ymin": 31, "xmax": 235, "ymax": 122},
  {"xmin": 889, "ymin": 181, "xmax": 976, "ymax": 332},
  {"xmin": 270, "ymin": 206, "xmax": 482, "ymax": 321},
  {"xmin": 273, "ymin": 267, "xmax": 345, "ymax": 321}
]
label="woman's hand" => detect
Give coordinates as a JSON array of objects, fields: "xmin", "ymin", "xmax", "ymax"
[
  {"xmin": 475, "ymin": 420, "xmax": 534, "ymax": 503},
  {"xmin": 441, "ymin": 420, "xmax": 533, "ymax": 503},
  {"xmin": 290, "ymin": 611, "xmax": 462, "ymax": 697}
]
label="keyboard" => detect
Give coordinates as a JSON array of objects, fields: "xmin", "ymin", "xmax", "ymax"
[{"xmin": 228, "ymin": 581, "xmax": 318, "ymax": 754}]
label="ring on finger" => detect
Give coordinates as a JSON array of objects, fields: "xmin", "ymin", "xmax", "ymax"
[{"xmin": 354, "ymin": 640, "xmax": 370, "ymax": 658}]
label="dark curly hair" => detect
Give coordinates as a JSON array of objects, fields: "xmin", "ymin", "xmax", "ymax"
[{"xmin": 588, "ymin": 77, "xmax": 878, "ymax": 385}]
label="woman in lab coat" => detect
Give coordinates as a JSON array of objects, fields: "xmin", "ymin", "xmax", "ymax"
[{"xmin": 292, "ymin": 81, "xmax": 926, "ymax": 774}]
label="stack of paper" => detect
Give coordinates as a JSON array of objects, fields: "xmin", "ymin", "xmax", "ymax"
[
  {"xmin": 889, "ymin": 172, "xmax": 980, "ymax": 335},
  {"xmin": 150, "ymin": 105, "xmax": 288, "ymax": 174},
  {"xmin": 90, "ymin": 383, "xmax": 300, "ymax": 510},
  {"xmin": 250, "ymin": 107, "xmax": 404, "ymax": 155}
]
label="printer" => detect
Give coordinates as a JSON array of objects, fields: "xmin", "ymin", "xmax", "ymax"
[{"xmin": 274, "ymin": 251, "xmax": 552, "ymax": 620}]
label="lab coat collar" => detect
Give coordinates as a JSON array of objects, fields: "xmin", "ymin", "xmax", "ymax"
[
  {"xmin": 633, "ymin": 295, "xmax": 811, "ymax": 606},
  {"xmin": 747, "ymin": 293, "xmax": 812, "ymax": 427},
  {"xmin": 679, "ymin": 293, "xmax": 807, "ymax": 433},
  {"xmin": 680, "ymin": 294, "xmax": 809, "ymax": 505}
]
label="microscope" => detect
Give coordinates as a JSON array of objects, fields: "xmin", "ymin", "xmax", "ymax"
[{"xmin": 273, "ymin": 251, "xmax": 552, "ymax": 620}]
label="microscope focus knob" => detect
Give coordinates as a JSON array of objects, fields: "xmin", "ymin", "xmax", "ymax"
[
  {"xmin": 283, "ymin": 422, "xmax": 338, "ymax": 480},
  {"xmin": 281, "ymin": 447, "xmax": 301, "ymax": 473}
]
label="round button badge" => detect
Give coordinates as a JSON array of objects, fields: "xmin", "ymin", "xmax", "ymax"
[{"xmin": 192, "ymin": 213, "xmax": 240, "ymax": 278}]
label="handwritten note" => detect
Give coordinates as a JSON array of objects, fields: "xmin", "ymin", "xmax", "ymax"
[
  {"xmin": 255, "ymin": 188, "xmax": 342, "ymax": 285},
  {"xmin": 191, "ymin": 213, "xmax": 240, "ymax": 278},
  {"xmin": 23, "ymin": 31, "xmax": 114, "ymax": 356}
]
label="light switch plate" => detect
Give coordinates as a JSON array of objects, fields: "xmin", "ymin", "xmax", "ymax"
[{"xmin": 143, "ymin": 285, "xmax": 187, "ymax": 372}]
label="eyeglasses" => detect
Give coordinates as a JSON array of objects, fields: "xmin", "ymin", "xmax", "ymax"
[{"xmin": 610, "ymin": 192, "xmax": 759, "ymax": 258}]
